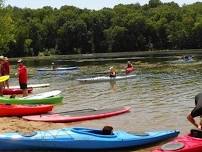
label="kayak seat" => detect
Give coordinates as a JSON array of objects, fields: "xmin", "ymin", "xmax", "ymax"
[
  {"xmin": 71, "ymin": 127, "xmax": 116, "ymax": 137},
  {"xmin": 19, "ymin": 131, "xmax": 37, "ymax": 137},
  {"xmin": 190, "ymin": 129, "xmax": 202, "ymax": 138},
  {"xmin": 161, "ymin": 142, "xmax": 184, "ymax": 151},
  {"xmin": 102, "ymin": 126, "xmax": 113, "ymax": 135}
]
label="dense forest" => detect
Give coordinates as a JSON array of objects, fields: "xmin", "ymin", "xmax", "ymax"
[{"xmin": 0, "ymin": 0, "xmax": 202, "ymax": 57}]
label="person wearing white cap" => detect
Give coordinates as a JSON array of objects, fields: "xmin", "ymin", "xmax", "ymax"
[
  {"xmin": 51, "ymin": 62, "xmax": 56, "ymax": 70},
  {"xmin": 125, "ymin": 61, "xmax": 135, "ymax": 75},
  {"xmin": 16, "ymin": 59, "xmax": 28, "ymax": 97},
  {"xmin": 109, "ymin": 66, "xmax": 116, "ymax": 77}
]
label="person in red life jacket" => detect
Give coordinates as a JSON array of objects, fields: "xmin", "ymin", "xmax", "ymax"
[
  {"xmin": 125, "ymin": 61, "xmax": 135, "ymax": 74},
  {"xmin": 1, "ymin": 57, "xmax": 10, "ymax": 88},
  {"xmin": 0, "ymin": 56, "xmax": 4, "ymax": 96},
  {"xmin": 16, "ymin": 59, "xmax": 28, "ymax": 97}
]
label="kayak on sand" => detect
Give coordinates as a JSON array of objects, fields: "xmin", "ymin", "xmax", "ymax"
[
  {"xmin": 153, "ymin": 129, "xmax": 202, "ymax": 152},
  {"xmin": 23, "ymin": 106, "xmax": 130, "ymax": 122},
  {"xmin": 77, "ymin": 74, "xmax": 136, "ymax": 83},
  {"xmin": 0, "ymin": 96, "xmax": 63, "ymax": 104},
  {"xmin": 0, "ymin": 127, "xmax": 179, "ymax": 150},
  {"xmin": 0, "ymin": 104, "xmax": 53, "ymax": 116},
  {"xmin": 3, "ymin": 88, "xmax": 33, "ymax": 95}
]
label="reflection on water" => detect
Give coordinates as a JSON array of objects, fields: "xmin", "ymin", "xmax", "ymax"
[{"xmin": 8, "ymin": 52, "xmax": 202, "ymax": 152}]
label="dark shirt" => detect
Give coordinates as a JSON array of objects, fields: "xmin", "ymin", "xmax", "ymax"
[{"xmin": 191, "ymin": 93, "xmax": 202, "ymax": 117}]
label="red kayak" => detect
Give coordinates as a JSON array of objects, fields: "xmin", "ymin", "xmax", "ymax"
[
  {"xmin": 126, "ymin": 67, "xmax": 135, "ymax": 74},
  {"xmin": 23, "ymin": 106, "xmax": 130, "ymax": 122},
  {"xmin": 0, "ymin": 104, "xmax": 53, "ymax": 116},
  {"xmin": 153, "ymin": 130, "xmax": 202, "ymax": 152},
  {"xmin": 3, "ymin": 88, "xmax": 33, "ymax": 95}
]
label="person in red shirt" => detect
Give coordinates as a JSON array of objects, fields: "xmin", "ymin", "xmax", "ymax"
[
  {"xmin": 1, "ymin": 57, "xmax": 10, "ymax": 88},
  {"xmin": 17, "ymin": 59, "xmax": 28, "ymax": 97}
]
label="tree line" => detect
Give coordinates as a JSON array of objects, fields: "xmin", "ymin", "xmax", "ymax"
[{"xmin": 0, "ymin": 0, "xmax": 202, "ymax": 57}]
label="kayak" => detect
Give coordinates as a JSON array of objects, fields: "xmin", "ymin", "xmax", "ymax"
[
  {"xmin": 77, "ymin": 74, "xmax": 136, "ymax": 83},
  {"xmin": 0, "ymin": 127, "xmax": 179, "ymax": 150},
  {"xmin": 126, "ymin": 67, "xmax": 135, "ymax": 74},
  {"xmin": 0, "ymin": 96, "xmax": 63, "ymax": 104},
  {"xmin": 0, "ymin": 75, "xmax": 9, "ymax": 82},
  {"xmin": 3, "ymin": 88, "xmax": 33, "ymax": 95},
  {"xmin": 0, "ymin": 104, "xmax": 53, "ymax": 116},
  {"xmin": 22, "ymin": 90, "xmax": 61, "ymax": 99},
  {"xmin": 23, "ymin": 106, "xmax": 130, "ymax": 122},
  {"xmin": 37, "ymin": 67, "xmax": 79, "ymax": 71},
  {"xmin": 153, "ymin": 131, "xmax": 202, "ymax": 152},
  {"xmin": 10, "ymin": 83, "xmax": 50, "ymax": 89}
]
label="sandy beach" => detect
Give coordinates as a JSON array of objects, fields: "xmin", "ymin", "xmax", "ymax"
[{"xmin": 0, "ymin": 117, "xmax": 67, "ymax": 134}]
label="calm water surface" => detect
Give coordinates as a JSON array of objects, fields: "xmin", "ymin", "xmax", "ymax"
[{"xmin": 8, "ymin": 53, "xmax": 202, "ymax": 152}]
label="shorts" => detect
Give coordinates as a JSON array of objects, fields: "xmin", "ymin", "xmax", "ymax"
[{"xmin": 20, "ymin": 83, "xmax": 27, "ymax": 89}]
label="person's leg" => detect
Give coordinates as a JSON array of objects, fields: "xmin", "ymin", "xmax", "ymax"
[
  {"xmin": 20, "ymin": 83, "xmax": 28, "ymax": 97},
  {"xmin": 22, "ymin": 89, "xmax": 28, "ymax": 97},
  {"xmin": 5, "ymin": 80, "xmax": 9, "ymax": 88},
  {"xmin": 0, "ymin": 83, "xmax": 3, "ymax": 96}
]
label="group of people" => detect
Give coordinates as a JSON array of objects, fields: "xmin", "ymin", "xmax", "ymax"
[
  {"xmin": 109, "ymin": 61, "xmax": 134, "ymax": 77},
  {"xmin": 0, "ymin": 56, "xmax": 28, "ymax": 97}
]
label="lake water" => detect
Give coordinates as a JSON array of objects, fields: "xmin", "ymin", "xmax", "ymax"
[{"xmin": 8, "ymin": 50, "xmax": 202, "ymax": 151}]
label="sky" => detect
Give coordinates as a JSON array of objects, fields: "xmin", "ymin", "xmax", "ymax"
[{"xmin": 5, "ymin": 0, "xmax": 200, "ymax": 10}]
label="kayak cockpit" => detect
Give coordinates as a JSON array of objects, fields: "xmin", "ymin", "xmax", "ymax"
[{"xmin": 71, "ymin": 127, "xmax": 117, "ymax": 138}]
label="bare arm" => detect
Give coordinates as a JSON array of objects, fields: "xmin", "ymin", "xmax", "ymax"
[{"xmin": 187, "ymin": 113, "xmax": 200, "ymax": 128}]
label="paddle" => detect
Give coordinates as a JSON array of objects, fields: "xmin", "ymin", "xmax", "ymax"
[{"xmin": 45, "ymin": 108, "xmax": 97, "ymax": 115}]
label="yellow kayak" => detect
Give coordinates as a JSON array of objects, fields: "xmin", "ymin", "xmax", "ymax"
[{"xmin": 0, "ymin": 75, "xmax": 9, "ymax": 82}]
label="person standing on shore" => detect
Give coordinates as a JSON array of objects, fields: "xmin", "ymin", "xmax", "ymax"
[
  {"xmin": 16, "ymin": 59, "xmax": 28, "ymax": 97},
  {"xmin": 187, "ymin": 93, "xmax": 202, "ymax": 129},
  {"xmin": 1, "ymin": 57, "xmax": 10, "ymax": 88},
  {"xmin": 0, "ymin": 56, "xmax": 4, "ymax": 96}
]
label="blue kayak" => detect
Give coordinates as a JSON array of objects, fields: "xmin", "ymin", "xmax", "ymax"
[{"xmin": 0, "ymin": 127, "xmax": 179, "ymax": 150}]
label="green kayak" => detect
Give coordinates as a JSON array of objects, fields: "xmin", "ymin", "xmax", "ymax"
[{"xmin": 0, "ymin": 96, "xmax": 63, "ymax": 104}]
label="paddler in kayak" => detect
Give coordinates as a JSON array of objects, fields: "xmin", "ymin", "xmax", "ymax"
[
  {"xmin": 109, "ymin": 66, "xmax": 116, "ymax": 77},
  {"xmin": 51, "ymin": 62, "xmax": 56, "ymax": 70},
  {"xmin": 125, "ymin": 61, "xmax": 135, "ymax": 74},
  {"xmin": 187, "ymin": 93, "xmax": 202, "ymax": 129}
]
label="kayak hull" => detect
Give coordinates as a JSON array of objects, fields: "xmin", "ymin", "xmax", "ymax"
[
  {"xmin": 0, "ymin": 104, "xmax": 53, "ymax": 116},
  {"xmin": 10, "ymin": 83, "xmax": 50, "ymax": 89},
  {"xmin": 126, "ymin": 67, "xmax": 135, "ymax": 74},
  {"xmin": 3, "ymin": 88, "xmax": 33, "ymax": 95},
  {"xmin": 153, "ymin": 135, "xmax": 202, "ymax": 152},
  {"xmin": 0, "ymin": 96, "xmax": 63, "ymax": 104},
  {"xmin": 23, "ymin": 106, "xmax": 130, "ymax": 122},
  {"xmin": 0, "ymin": 127, "xmax": 179, "ymax": 150},
  {"xmin": 77, "ymin": 74, "xmax": 136, "ymax": 83},
  {"xmin": 23, "ymin": 90, "xmax": 61, "ymax": 99},
  {"xmin": 37, "ymin": 67, "xmax": 79, "ymax": 71}
]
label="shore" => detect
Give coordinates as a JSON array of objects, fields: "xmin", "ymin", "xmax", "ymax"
[{"xmin": 0, "ymin": 117, "xmax": 67, "ymax": 134}]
